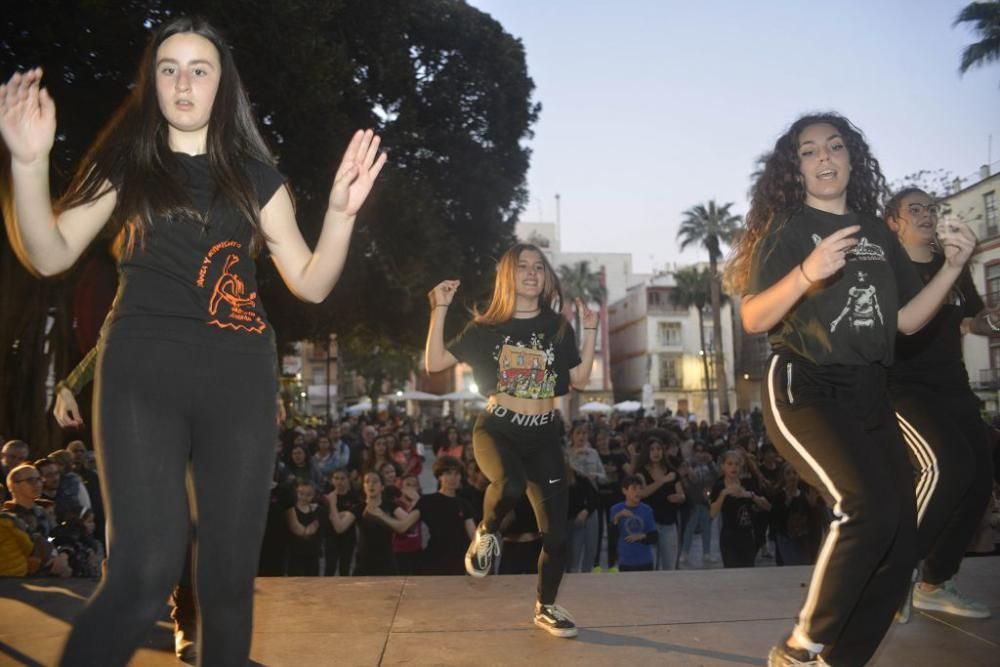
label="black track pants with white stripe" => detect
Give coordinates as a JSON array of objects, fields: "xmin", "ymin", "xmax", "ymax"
[
  {"xmin": 763, "ymin": 353, "xmax": 916, "ymax": 667},
  {"xmin": 891, "ymin": 386, "xmax": 993, "ymax": 585}
]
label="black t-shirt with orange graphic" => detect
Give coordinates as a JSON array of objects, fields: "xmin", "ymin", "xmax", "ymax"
[
  {"xmin": 104, "ymin": 152, "xmax": 284, "ymax": 354},
  {"xmin": 446, "ymin": 309, "xmax": 582, "ymax": 399}
]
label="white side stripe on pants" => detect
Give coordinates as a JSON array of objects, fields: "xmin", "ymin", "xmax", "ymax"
[
  {"xmin": 766, "ymin": 355, "xmax": 850, "ymax": 644},
  {"xmin": 895, "ymin": 412, "xmax": 939, "ymax": 526}
]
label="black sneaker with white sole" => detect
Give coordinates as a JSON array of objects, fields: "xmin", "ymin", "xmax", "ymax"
[
  {"xmin": 465, "ymin": 524, "xmax": 501, "ymax": 577},
  {"xmin": 533, "ymin": 602, "xmax": 578, "ymax": 638}
]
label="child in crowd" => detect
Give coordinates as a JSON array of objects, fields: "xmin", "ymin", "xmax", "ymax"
[{"xmin": 611, "ymin": 475, "xmax": 658, "ymax": 572}]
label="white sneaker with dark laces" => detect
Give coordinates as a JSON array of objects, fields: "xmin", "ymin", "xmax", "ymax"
[
  {"xmin": 913, "ymin": 579, "xmax": 991, "ymax": 618},
  {"xmin": 767, "ymin": 643, "xmax": 828, "ymax": 666},
  {"xmin": 533, "ymin": 602, "xmax": 578, "ymax": 638},
  {"xmin": 465, "ymin": 524, "xmax": 501, "ymax": 577}
]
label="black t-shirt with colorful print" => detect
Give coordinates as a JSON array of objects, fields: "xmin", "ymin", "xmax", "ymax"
[
  {"xmin": 104, "ymin": 152, "xmax": 285, "ymax": 354},
  {"xmin": 747, "ymin": 206, "xmax": 922, "ymax": 366},
  {"xmin": 447, "ymin": 309, "xmax": 582, "ymax": 398},
  {"xmin": 890, "ymin": 253, "xmax": 983, "ymax": 391}
]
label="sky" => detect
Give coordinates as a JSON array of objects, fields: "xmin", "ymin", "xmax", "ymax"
[{"xmin": 466, "ymin": 0, "xmax": 999, "ymax": 273}]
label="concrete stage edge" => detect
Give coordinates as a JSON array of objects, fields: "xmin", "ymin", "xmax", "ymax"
[{"xmin": 0, "ymin": 558, "xmax": 997, "ymax": 666}]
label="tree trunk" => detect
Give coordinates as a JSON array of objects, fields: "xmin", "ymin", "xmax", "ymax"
[
  {"xmin": 708, "ymin": 257, "xmax": 730, "ymax": 416},
  {"xmin": 697, "ymin": 307, "xmax": 714, "ymax": 424}
]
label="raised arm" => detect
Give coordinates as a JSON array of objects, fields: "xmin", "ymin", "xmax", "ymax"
[
  {"xmin": 261, "ymin": 129, "xmax": 386, "ymax": 303},
  {"xmin": 425, "ymin": 280, "xmax": 460, "ymax": 373},
  {"xmin": 570, "ymin": 298, "xmax": 598, "ymax": 389},
  {"xmin": 1, "ymin": 69, "xmax": 114, "ymax": 276},
  {"xmin": 741, "ymin": 225, "xmax": 860, "ymax": 335},
  {"xmin": 898, "ymin": 221, "xmax": 976, "ymax": 334}
]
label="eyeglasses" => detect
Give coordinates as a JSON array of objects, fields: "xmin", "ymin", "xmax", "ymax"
[
  {"xmin": 907, "ymin": 203, "xmax": 940, "ymax": 217},
  {"xmin": 13, "ymin": 475, "xmax": 42, "ymax": 484}
]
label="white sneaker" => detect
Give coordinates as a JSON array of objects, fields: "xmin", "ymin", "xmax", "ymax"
[
  {"xmin": 913, "ymin": 580, "xmax": 991, "ymax": 619},
  {"xmin": 895, "ymin": 568, "xmax": 918, "ymax": 624},
  {"xmin": 465, "ymin": 524, "xmax": 501, "ymax": 578}
]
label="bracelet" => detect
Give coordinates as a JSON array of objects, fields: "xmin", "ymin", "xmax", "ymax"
[
  {"xmin": 584, "ymin": 327, "xmax": 597, "ymax": 330},
  {"xmin": 434, "ymin": 305, "xmax": 449, "ymax": 309},
  {"xmin": 798, "ymin": 262, "xmax": 816, "ymax": 285},
  {"xmin": 986, "ymin": 313, "xmax": 1000, "ymax": 333}
]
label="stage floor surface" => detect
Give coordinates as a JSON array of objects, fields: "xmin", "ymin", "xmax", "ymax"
[{"xmin": 0, "ymin": 557, "xmax": 997, "ymax": 666}]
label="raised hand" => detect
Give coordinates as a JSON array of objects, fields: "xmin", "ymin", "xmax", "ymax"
[
  {"xmin": 0, "ymin": 68, "xmax": 56, "ymax": 165},
  {"xmin": 428, "ymin": 279, "xmax": 460, "ymax": 308},
  {"xmin": 328, "ymin": 129, "xmax": 388, "ymax": 217},
  {"xmin": 576, "ymin": 298, "xmax": 598, "ymax": 329},
  {"xmin": 800, "ymin": 225, "xmax": 861, "ymax": 285},
  {"xmin": 936, "ymin": 218, "xmax": 977, "ymax": 268}
]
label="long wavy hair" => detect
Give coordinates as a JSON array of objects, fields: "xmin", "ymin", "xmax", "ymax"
[
  {"xmin": 57, "ymin": 16, "xmax": 277, "ymax": 257},
  {"xmin": 474, "ymin": 243, "xmax": 566, "ymax": 329},
  {"xmin": 725, "ymin": 112, "xmax": 888, "ymax": 293}
]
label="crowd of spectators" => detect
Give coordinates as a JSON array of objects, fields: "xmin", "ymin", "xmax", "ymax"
[{"xmin": 4, "ymin": 404, "xmax": 998, "ymax": 581}]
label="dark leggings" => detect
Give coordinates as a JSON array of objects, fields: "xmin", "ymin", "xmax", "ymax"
[
  {"xmin": 764, "ymin": 354, "xmax": 915, "ymax": 667},
  {"xmin": 473, "ymin": 407, "xmax": 568, "ymax": 605},
  {"xmin": 891, "ymin": 387, "xmax": 993, "ymax": 585},
  {"xmin": 60, "ymin": 337, "xmax": 277, "ymax": 667}
]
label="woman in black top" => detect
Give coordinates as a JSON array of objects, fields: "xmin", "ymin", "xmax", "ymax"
[
  {"xmin": 726, "ymin": 113, "xmax": 975, "ymax": 666},
  {"xmin": 329, "ymin": 471, "xmax": 401, "ymax": 576},
  {"xmin": 710, "ymin": 450, "xmax": 770, "ymax": 568},
  {"xmin": 0, "ymin": 17, "xmax": 385, "ymax": 666},
  {"xmin": 884, "ymin": 188, "xmax": 993, "ymax": 621},
  {"xmin": 635, "ymin": 432, "xmax": 685, "ymax": 570},
  {"xmin": 425, "ymin": 243, "xmax": 596, "ymax": 638},
  {"xmin": 285, "ymin": 480, "xmax": 324, "ymax": 576}
]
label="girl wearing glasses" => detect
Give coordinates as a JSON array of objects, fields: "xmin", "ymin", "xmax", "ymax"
[{"xmin": 884, "ymin": 188, "xmax": 993, "ymax": 622}]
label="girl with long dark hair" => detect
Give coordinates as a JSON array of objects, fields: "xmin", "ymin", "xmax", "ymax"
[
  {"xmin": 0, "ymin": 16, "xmax": 384, "ymax": 666},
  {"xmin": 424, "ymin": 243, "xmax": 596, "ymax": 638},
  {"xmin": 883, "ymin": 188, "xmax": 993, "ymax": 621},
  {"xmin": 726, "ymin": 112, "xmax": 975, "ymax": 666}
]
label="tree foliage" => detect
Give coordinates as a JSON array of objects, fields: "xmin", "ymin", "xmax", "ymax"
[
  {"xmin": 954, "ymin": 1, "xmax": 1000, "ymax": 76},
  {"xmin": 0, "ymin": 0, "xmax": 539, "ymax": 447}
]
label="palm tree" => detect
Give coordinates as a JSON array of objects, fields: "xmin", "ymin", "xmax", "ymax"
[
  {"xmin": 677, "ymin": 201, "xmax": 742, "ymax": 417},
  {"xmin": 954, "ymin": 1, "xmax": 1000, "ymax": 76},
  {"xmin": 669, "ymin": 266, "xmax": 715, "ymax": 423},
  {"xmin": 558, "ymin": 261, "xmax": 606, "ymax": 335}
]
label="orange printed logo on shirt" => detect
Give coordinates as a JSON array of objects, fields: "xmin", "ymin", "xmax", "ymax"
[{"xmin": 197, "ymin": 241, "xmax": 266, "ymax": 334}]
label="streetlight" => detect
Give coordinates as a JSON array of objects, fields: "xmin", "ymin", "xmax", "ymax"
[{"xmin": 699, "ymin": 349, "xmax": 715, "ymax": 424}]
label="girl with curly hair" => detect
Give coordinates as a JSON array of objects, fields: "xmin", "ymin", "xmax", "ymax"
[{"xmin": 726, "ymin": 113, "xmax": 976, "ymax": 666}]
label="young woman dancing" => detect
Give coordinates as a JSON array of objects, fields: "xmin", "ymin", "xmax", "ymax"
[
  {"xmin": 425, "ymin": 243, "xmax": 596, "ymax": 638},
  {"xmin": 0, "ymin": 16, "xmax": 385, "ymax": 666},
  {"xmin": 726, "ymin": 113, "xmax": 975, "ymax": 666},
  {"xmin": 884, "ymin": 188, "xmax": 993, "ymax": 621}
]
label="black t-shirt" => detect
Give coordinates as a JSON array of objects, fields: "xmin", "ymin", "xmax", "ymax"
[
  {"xmin": 350, "ymin": 499, "xmax": 398, "ymax": 575},
  {"xmin": 639, "ymin": 467, "xmax": 681, "ymax": 525},
  {"xmin": 415, "ymin": 492, "xmax": 474, "ymax": 575},
  {"xmin": 890, "ymin": 253, "xmax": 983, "ymax": 390},
  {"xmin": 747, "ymin": 206, "xmax": 922, "ymax": 366},
  {"xmin": 289, "ymin": 504, "xmax": 325, "ymax": 556},
  {"xmin": 597, "ymin": 451, "xmax": 628, "ymax": 496},
  {"xmin": 447, "ymin": 309, "xmax": 582, "ymax": 399},
  {"xmin": 106, "ymin": 153, "xmax": 285, "ymax": 354},
  {"xmin": 711, "ymin": 478, "xmax": 761, "ymax": 534}
]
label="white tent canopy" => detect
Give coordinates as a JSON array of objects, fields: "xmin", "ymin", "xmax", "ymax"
[
  {"xmin": 613, "ymin": 400, "xmax": 642, "ymax": 412},
  {"xmin": 579, "ymin": 401, "xmax": 612, "ymax": 414},
  {"xmin": 396, "ymin": 390, "xmax": 443, "ymax": 401},
  {"xmin": 440, "ymin": 389, "xmax": 486, "ymax": 402},
  {"xmin": 345, "ymin": 399, "xmax": 388, "ymax": 414}
]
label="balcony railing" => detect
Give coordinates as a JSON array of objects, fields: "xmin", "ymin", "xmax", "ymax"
[{"xmin": 976, "ymin": 368, "xmax": 1000, "ymax": 389}]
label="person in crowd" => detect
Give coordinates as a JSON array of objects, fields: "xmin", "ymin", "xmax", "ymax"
[
  {"xmin": 679, "ymin": 441, "xmax": 719, "ymax": 567},
  {"xmin": 323, "ymin": 467, "xmax": 359, "ymax": 576},
  {"xmin": 710, "ymin": 450, "xmax": 771, "ymax": 568},
  {"xmin": 2, "ymin": 463, "xmax": 71, "ymax": 577},
  {"xmin": 329, "ymin": 471, "xmax": 401, "ymax": 576},
  {"xmin": 594, "ymin": 427, "xmax": 627, "ymax": 571},
  {"xmin": 0, "ymin": 496, "xmax": 36, "ymax": 576},
  {"xmin": 1, "ymin": 440, "xmax": 30, "ymax": 502},
  {"xmin": 393, "ymin": 432, "xmax": 423, "ymax": 478},
  {"xmin": 565, "ymin": 459, "xmax": 600, "ymax": 573},
  {"xmin": 285, "ymin": 480, "xmax": 324, "ymax": 576},
  {"xmin": 425, "ymin": 243, "xmax": 597, "ymax": 637},
  {"xmin": 0, "ymin": 15, "xmax": 385, "ymax": 663},
  {"xmin": 610, "ymin": 475, "xmax": 658, "ymax": 572},
  {"xmin": 567, "ymin": 423, "xmax": 604, "ymax": 572},
  {"xmin": 726, "ymin": 112, "xmax": 975, "ymax": 666},
  {"xmin": 883, "ymin": 187, "xmax": 994, "ymax": 622},
  {"xmin": 770, "ymin": 463, "xmax": 822, "ymax": 567},
  {"xmin": 49, "ymin": 507, "xmax": 104, "ymax": 578},
  {"xmin": 635, "ymin": 432, "xmax": 685, "ymax": 570},
  {"xmin": 389, "ymin": 475, "xmax": 424, "ymax": 575},
  {"xmin": 327, "ymin": 423, "xmax": 354, "ymax": 474},
  {"xmin": 47, "ymin": 450, "xmax": 93, "ymax": 518},
  {"xmin": 284, "ymin": 443, "xmax": 326, "ymax": 493},
  {"xmin": 458, "ymin": 459, "xmax": 488, "ymax": 526},
  {"xmin": 498, "ymin": 493, "xmax": 543, "ymax": 575},
  {"xmin": 364, "ymin": 435, "xmax": 394, "ymax": 479},
  {"xmin": 312, "ymin": 435, "xmax": 339, "ymax": 487}
]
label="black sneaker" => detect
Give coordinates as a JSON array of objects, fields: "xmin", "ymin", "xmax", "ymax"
[
  {"xmin": 465, "ymin": 524, "xmax": 501, "ymax": 577},
  {"xmin": 767, "ymin": 642, "xmax": 828, "ymax": 666},
  {"xmin": 533, "ymin": 602, "xmax": 578, "ymax": 638}
]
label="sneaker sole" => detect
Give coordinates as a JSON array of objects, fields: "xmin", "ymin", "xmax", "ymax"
[
  {"xmin": 912, "ymin": 600, "xmax": 991, "ymax": 618},
  {"xmin": 533, "ymin": 617, "xmax": 578, "ymax": 638},
  {"xmin": 464, "ymin": 554, "xmax": 490, "ymax": 578}
]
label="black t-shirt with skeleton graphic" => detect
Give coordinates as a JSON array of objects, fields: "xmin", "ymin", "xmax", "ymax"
[
  {"xmin": 747, "ymin": 206, "xmax": 922, "ymax": 366},
  {"xmin": 447, "ymin": 309, "xmax": 582, "ymax": 398},
  {"xmin": 890, "ymin": 253, "xmax": 983, "ymax": 391},
  {"xmin": 104, "ymin": 152, "xmax": 285, "ymax": 355}
]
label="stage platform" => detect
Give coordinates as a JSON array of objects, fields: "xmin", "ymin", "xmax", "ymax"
[{"xmin": 0, "ymin": 558, "xmax": 997, "ymax": 666}]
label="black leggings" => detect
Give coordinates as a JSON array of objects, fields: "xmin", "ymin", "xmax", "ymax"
[
  {"xmin": 60, "ymin": 337, "xmax": 277, "ymax": 667},
  {"xmin": 473, "ymin": 406, "xmax": 568, "ymax": 605},
  {"xmin": 892, "ymin": 386, "xmax": 993, "ymax": 585},
  {"xmin": 764, "ymin": 353, "xmax": 915, "ymax": 667}
]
